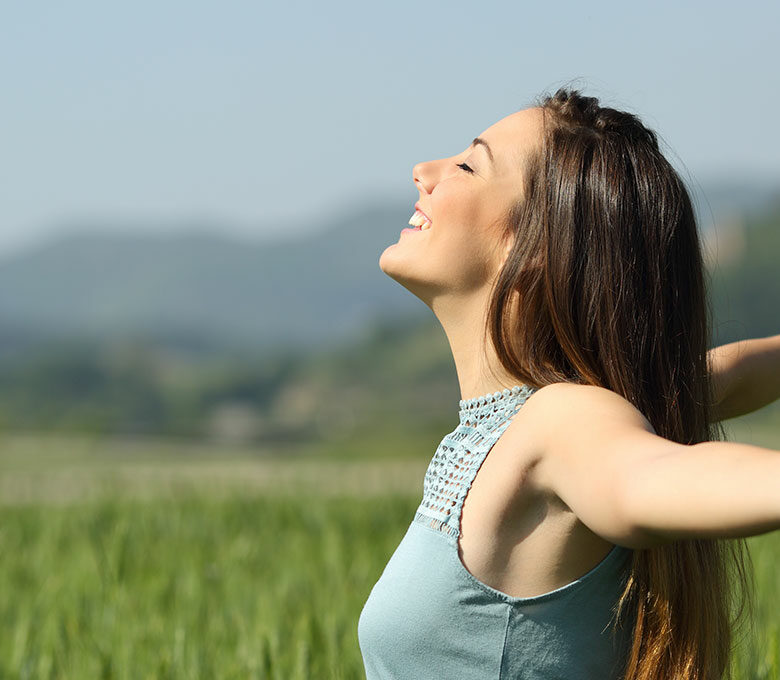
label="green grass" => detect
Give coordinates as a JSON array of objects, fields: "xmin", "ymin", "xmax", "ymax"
[
  {"xmin": 0, "ymin": 492, "xmax": 419, "ymax": 679},
  {"xmin": 737, "ymin": 532, "xmax": 780, "ymax": 679}
]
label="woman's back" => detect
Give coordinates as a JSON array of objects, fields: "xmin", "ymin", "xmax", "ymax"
[{"xmin": 358, "ymin": 384, "xmax": 636, "ymax": 679}]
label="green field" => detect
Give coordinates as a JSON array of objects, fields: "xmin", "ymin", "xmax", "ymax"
[
  {"xmin": 0, "ymin": 492, "xmax": 421, "ymax": 679},
  {"xmin": 0, "ymin": 420, "xmax": 778, "ymax": 679}
]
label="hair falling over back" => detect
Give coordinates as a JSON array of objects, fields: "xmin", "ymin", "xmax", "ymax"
[{"xmin": 487, "ymin": 87, "xmax": 756, "ymax": 679}]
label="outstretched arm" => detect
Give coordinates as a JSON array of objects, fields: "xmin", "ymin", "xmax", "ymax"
[
  {"xmin": 708, "ymin": 334, "xmax": 780, "ymax": 420},
  {"xmin": 622, "ymin": 436, "xmax": 780, "ymax": 546},
  {"xmin": 527, "ymin": 383, "xmax": 780, "ymax": 551}
]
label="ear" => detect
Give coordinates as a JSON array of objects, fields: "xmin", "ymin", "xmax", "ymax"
[{"xmin": 498, "ymin": 233, "xmax": 515, "ymax": 268}]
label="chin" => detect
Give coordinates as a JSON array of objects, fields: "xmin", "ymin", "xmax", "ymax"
[
  {"xmin": 378, "ymin": 247, "xmax": 436, "ymax": 306},
  {"xmin": 379, "ymin": 242, "xmax": 417, "ymax": 280}
]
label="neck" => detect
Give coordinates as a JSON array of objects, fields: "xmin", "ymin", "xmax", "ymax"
[{"xmin": 430, "ymin": 287, "xmax": 524, "ymax": 402}]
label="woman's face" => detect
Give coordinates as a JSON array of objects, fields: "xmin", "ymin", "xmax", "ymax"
[{"xmin": 379, "ymin": 107, "xmax": 544, "ymax": 306}]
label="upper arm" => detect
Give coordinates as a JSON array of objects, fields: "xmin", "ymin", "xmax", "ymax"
[{"xmin": 525, "ymin": 382, "xmax": 684, "ymax": 549}]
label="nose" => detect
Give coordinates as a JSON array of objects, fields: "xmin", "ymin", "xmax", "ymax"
[{"xmin": 412, "ymin": 159, "xmax": 437, "ymax": 194}]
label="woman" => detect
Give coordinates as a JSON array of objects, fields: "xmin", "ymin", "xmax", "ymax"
[{"xmin": 358, "ymin": 87, "xmax": 780, "ymax": 679}]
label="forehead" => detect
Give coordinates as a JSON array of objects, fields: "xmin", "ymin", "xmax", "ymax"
[{"xmin": 479, "ymin": 107, "xmax": 545, "ymax": 171}]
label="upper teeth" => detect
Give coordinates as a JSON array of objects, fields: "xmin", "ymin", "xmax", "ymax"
[{"xmin": 408, "ymin": 210, "xmax": 432, "ymax": 230}]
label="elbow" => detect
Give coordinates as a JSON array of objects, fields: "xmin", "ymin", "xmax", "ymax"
[{"xmin": 710, "ymin": 391, "xmax": 742, "ymax": 422}]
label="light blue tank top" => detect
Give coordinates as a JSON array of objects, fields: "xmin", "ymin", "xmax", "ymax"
[{"xmin": 358, "ymin": 384, "xmax": 636, "ymax": 680}]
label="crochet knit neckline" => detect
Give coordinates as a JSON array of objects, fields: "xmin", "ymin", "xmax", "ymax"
[{"xmin": 457, "ymin": 383, "xmax": 537, "ymax": 425}]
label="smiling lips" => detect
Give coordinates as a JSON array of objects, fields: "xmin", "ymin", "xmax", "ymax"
[{"xmin": 408, "ymin": 209, "xmax": 432, "ymax": 230}]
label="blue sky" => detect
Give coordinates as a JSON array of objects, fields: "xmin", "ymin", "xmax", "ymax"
[{"xmin": 2, "ymin": 0, "xmax": 778, "ymax": 255}]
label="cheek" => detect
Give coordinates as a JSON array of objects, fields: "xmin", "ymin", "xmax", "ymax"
[
  {"xmin": 430, "ymin": 213, "xmax": 504, "ymax": 288},
  {"xmin": 429, "ymin": 182, "xmax": 507, "ymax": 275},
  {"xmin": 432, "ymin": 184, "xmax": 481, "ymax": 229}
]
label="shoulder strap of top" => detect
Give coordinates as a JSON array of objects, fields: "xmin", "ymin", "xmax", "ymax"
[{"xmin": 414, "ymin": 385, "xmax": 537, "ymax": 541}]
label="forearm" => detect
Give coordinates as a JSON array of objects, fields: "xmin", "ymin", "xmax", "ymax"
[
  {"xmin": 709, "ymin": 334, "xmax": 780, "ymax": 420},
  {"xmin": 626, "ymin": 439, "xmax": 780, "ymax": 543}
]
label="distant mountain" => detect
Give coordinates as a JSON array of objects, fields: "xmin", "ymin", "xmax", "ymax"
[
  {"xmin": 0, "ymin": 203, "xmax": 429, "ymax": 353},
  {"xmin": 0, "ymin": 181, "xmax": 777, "ymax": 353}
]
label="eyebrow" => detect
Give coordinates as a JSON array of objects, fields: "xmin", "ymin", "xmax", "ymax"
[{"xmin": 471, "ymin": 137, "xmax": 494, "ymax": 165}]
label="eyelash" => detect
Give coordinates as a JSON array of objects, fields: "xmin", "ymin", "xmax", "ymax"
[{"xmin": 456, "ymin": 162, "xmax": 474, "ymax": 174}]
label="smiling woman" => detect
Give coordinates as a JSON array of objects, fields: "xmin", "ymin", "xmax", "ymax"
[
  {"xmin": 361, "ymin": 86, "xmax": 780, "ymax": 680},
  {"xmin": 379, "ymin": 108, "xmax": 545, "ymax": 308}
]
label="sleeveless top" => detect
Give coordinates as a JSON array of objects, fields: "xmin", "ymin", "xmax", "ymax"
[{"xmin": 358, "ymin": 384, "xmax": 636, "ymax": 680}]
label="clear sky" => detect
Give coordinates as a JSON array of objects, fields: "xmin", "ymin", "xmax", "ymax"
[{"xmin": 2, "ymin": 0, "xmax": 778, "ymax": 255}]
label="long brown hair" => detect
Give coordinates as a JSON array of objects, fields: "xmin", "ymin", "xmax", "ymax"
[{"xmin": 486, "ymin": 87, "xmax": 755, "ymax": 679}]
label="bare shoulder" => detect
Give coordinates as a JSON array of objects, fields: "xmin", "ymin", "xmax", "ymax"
[
  {"xmin": 518, "ymin": 382, "xmax": 678, "ymax": 548},
  {"xmin": 522, "ymin": 381, "xmax": 657, "ymax": 438}
]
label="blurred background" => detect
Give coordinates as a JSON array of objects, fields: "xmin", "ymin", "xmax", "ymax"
[{"xmin": 1, "ymin": 1, "xmax": 779, "ymax": 678}]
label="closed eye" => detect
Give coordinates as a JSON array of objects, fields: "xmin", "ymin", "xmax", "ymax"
[{"xmin": 456, "ymin": 162, "xmax": 474, "ymax": 174}]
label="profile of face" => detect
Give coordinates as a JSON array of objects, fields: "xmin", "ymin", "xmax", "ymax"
[{"xmin": 379, "ymin": 107, "xmax": 545, "ymax": 308}]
